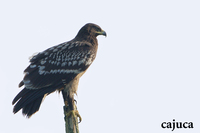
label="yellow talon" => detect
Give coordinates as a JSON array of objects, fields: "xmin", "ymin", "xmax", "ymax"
[{"xmin": 66, "ymin": 110, "xmax": 82, "ymax": 123}]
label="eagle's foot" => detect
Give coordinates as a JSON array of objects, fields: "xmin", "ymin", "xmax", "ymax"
[{"xmin": 66, "ymin": 110, "xmax": 82, "ymax": 124}]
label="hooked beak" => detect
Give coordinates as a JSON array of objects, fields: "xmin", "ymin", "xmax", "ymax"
[{"xmin": 97, "ymin": 30, "xmax": 107, "ymax": 37}]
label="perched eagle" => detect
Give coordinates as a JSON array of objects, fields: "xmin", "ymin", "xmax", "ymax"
[{"xmin": 12, "ymin": 23, "xmax": 106, "ymax": 118}]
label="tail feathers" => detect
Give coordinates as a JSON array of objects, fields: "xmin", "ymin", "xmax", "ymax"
[
  {"xmin": 22, "ymin": 96, "xmax": 43, "ymax": 118},
  {"xmin": 12, "ymin": 88, "xmax": 29, "ymax": 105},
  {"xmin": 12, "ymin": 87, "xmax": 57, "ymax": 118}
]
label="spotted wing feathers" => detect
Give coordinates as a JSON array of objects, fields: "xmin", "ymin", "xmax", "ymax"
[{"xmin": 21, "ymin": 41, "xmax": 96, "ymax": 90}]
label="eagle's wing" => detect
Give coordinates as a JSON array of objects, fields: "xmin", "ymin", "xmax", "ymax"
[{"xmin": 21, "ymin": 41, "xmax": 96, "ymax": 90}]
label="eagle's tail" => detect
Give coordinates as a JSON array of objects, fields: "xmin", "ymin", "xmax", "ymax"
[{"xmin": 12, "ymin": 87, "xmax": 57, "ymax": 118}]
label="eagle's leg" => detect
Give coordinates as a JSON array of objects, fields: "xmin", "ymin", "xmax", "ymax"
[
  {"xmin": 62, "ymin": 90, "xmax": 82, "ymax": 123},
  {"xmin": 65, "ymin": 96, "xmax": 82, "ymax": 123}
]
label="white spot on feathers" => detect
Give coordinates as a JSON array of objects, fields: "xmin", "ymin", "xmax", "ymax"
[
  {"xmin": 78, "ymin": 58, "xmax": 86, "ymax": 65},
  {"xmin": 23, "ymin": 79, "xmax": 30, "ymax": 84},
  {"xmin": 30, "ymin": 64, "xmax": 37, "ymax": 68},
  {"xmin": 72, "ymin": 60, "xmax": 77, "ymax": 66},
  {"xmin": 61, "ymin": 45, "xmax": 68, "ymax": 50},
  {"xmin": 53, "ymin": 48, "xmax": 58, "ymax": 52},
  {"xmin": 68, "ymin": 43, "xmax": 75, "ymax": 49},
  {"xmin": 68, "ymin": 62, "xmax": 72, "ymax": 66},
  {"xmin": 40, "ymin": 60, "xmax": 46, "ymax": 65},
  {"xmin": 29, "ymin": 52, "xmax": 39, "ymax": 60},
  {"xmin": 61, "ymin": 62, "xmax": 67, "ymax": 67},
  {"xmin": 38, "ymin": 65, "xmax": 45, "ymax": 75},
  {"xmin": 50, "ymin": 69, "xmax": 58, "ymax": 74},
  {"xmin": 44, "ymin": 52, "xmax": 49, "ymax": 55}
]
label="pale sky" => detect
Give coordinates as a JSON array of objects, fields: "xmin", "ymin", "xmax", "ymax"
[{"xmin": 1, "ymin": 0, "xmax": 200, "ymax": 133}]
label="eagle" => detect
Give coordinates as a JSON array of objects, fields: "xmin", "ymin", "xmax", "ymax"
[{"xmin": 12, "ymin": 23, "xmax": 106, "ymax": 119}]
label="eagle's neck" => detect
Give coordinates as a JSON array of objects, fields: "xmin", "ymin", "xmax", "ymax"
[{"xmin": 74, "ymin": 34, "xmax": 98, "ymax": 46}]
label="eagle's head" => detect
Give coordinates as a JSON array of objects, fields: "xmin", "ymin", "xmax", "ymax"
[{"xmin": 75, "ymin": 23, "xmax": 107, "ymax": 39}]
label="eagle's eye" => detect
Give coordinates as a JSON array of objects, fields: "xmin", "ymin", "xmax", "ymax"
[{"xmin": 95, "ymin": 27, "xmax": 101, "ymax": 32}]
